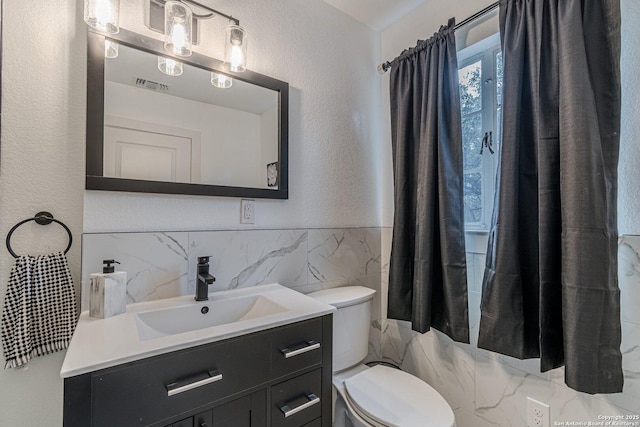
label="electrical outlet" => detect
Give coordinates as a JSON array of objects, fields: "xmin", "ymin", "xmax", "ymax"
[
  {"xmin": 527, "ymin": 397, "xmax": 550, "ymax": 427},
  {"xmin": 240, "ymin": 199, "xmax": 255, "ymax": 224}
]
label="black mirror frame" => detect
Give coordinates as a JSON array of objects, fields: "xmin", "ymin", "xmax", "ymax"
[{"xmin": 86, "ymin": 29, "xmax": 289, "ymax": 199}]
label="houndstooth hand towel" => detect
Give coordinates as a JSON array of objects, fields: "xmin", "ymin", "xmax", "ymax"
[{"xmin": 1, "ymin": 252, "xmax": 77, "ymax": 369}]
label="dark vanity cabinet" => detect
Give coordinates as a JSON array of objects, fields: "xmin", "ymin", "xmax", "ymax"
[{"xmin": 63, "ymin": 316, "xmax": 332, "ymax": 427}]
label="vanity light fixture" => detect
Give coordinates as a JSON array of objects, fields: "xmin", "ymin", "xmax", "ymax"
[
  {"xmin": 164, "ymin": 1, "xmax": 192, "ymax": 57},
  {"xmin": 158, "ymin": 57, "xmax": 184, "ymax": 76},
  {"xmin": 84, "ymin": 0, "xmax": 120, "ymax": 34},
  {"xmin": 211, "ymin": 72, "xmax": 232, "ymax": 89},
  {"xmin": 145, "ymin": 1, "xmax": 248, "ymax": 73},
  {"xmin": 104, "ymin": 40, "xmax": 119, "ymax": 58},
  {"xmin": 84, "ymin": 1, "xmax": 249, "ymax": 75}
]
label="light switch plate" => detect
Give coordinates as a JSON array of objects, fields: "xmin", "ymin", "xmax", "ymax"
[{"xmin": 240, "ymin": 199, "xmax": 255, "ymax": 224}]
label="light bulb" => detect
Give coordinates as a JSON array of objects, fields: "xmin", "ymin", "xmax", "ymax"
[
  {"xmin": 164, "ymin": 1, "xmax": 192, "ymax": 57},
  {"xmin": 158, "ymin": 57, "xmax": 183, "ymax": 76},
  {"xmin": 211, "ymin": 73, "xmax": 233, "ymax": 89},
  {"xmin": 84, "ymin": 0, "xmax": 120, "ymax": 34},
  {"xmin": 229, "ymin": 45, "xmax": 245, "ymax": 72},
  {"xmin": 225, "ymin": 25, "xmax": 247, "ymax": 72},
  {"xmin": 95, "ymin": 1, "xmax": 111, "ymax": 29},
  {"xmin": 171, "ymin": 22, "xmax": 186, "ymax": 54}
]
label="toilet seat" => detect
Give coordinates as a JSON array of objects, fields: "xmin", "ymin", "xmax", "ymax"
[{"xmin": 343, "ymin": 365, "xmax": 455, "ymax": 427}]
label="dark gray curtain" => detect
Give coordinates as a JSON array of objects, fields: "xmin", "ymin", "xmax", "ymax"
[
  {"xmin": 387, "ymin": 20, "xmax": 469, "ymax": 343},
  {"xmin": 478, "ymin": 0, "xmax": 622, "ymax": 394}
]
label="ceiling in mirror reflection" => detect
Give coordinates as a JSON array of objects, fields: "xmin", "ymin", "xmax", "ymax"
[
  {"xmin": 105, "ymin": 43, "xmax": 278, "ymax": 115},
  {"xmin": 102, "ymin": 42, "xmax": 280, "ymax": 190}
]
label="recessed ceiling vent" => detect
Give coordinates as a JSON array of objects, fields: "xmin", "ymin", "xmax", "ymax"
[{"xmin": 135, "ymin": 77, "xmax": 169, "ymax": 92}]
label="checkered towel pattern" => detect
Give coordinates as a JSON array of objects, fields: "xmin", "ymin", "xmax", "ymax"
[{"xmin": 1, "ymin": 252, "xmax": 77, "ymax": 369}]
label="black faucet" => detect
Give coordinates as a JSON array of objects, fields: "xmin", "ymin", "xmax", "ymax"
[{"xmin": 196, "ymin": 256, "xmax": 216, "ymax": 301}]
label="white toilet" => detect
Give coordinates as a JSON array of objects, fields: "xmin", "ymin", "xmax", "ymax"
[{"xmin": 309, "ymin": 286, "xmax": 455, "ymax": 427}]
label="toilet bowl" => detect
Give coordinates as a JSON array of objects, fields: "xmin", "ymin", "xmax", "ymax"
[{"xmin": 308, "ymin": 286, "xmax": 455, "ymax": 427}]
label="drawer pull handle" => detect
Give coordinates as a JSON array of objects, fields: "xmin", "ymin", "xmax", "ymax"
[
  {"xmin": 280, "ymin": 341, "xmax": 321, "ymax": 358},
  {"xmin": 166, "ymin": 370, "xmax": 223, "ymax": 396},
  {"xmin": 280, "ymin": 393, "xmax": 320, "ymax": 418}
]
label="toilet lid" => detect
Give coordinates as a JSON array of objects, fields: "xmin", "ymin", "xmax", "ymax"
[{"xmin": 344, "ymin": 365, "xmax": 455, "ymax": 427}]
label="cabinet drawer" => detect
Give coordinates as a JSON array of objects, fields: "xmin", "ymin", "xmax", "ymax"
[
  {"xmin": 271, "ymin": 318, "xmax": 323, "ymax": 379},
  {"xmin": 91, "ymin": 332, "xmax": 269, "ymax": 427},
  {"xmin": 271, "ymin": 369, "xmax": 322, "ymax": 427}
]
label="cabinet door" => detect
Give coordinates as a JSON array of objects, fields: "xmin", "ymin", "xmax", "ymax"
[
  {"xmin": 212, "ymin": 395, "xmax": 251, "ymax": 427},
  {"xmin": 193, "ymin": 410, "xmax": 213, "ymax": 427},
  {"xmin": 210, "ymin": 390, "xmax": 266, "ymax": 427}
]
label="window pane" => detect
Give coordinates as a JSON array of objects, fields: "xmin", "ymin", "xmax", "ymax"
[
  {"xmin": 462, "ymin": 112, "xmax": 483, "ymax": 171},
  {"xmin": 458, "ymin": 61, "xmax": 482, "ymax": 114},
  {"xmin": 464, "ymin": 172, "xmax": 482, "ymax": 223},
  {"xmin": 459, "ymin": 59, "xmax": 483, "ymax": 225}
]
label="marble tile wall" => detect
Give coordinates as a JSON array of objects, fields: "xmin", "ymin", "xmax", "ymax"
[
  {"xmin": 81, "ymin": 227, "xmax": 383, "ymax": 358},
  {"xmin": 380, "ymin": 232, "xmax": 640, "ymax": 426}
]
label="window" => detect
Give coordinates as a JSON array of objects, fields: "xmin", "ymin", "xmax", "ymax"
[{"xmin": 458, "ymin": 34, "xmax": 503, "ymax": 230}]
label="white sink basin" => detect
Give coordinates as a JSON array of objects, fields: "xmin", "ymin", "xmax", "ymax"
[
  {"xmin": 135, "ymin": 294, "xmax": 288, "ymax": 340},
  {"xmin": 61, "ymin": 283, "xmax": 336, "ymax": 378}
]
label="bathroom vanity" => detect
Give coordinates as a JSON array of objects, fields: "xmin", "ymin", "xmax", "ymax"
[{"xmin": 61, "ymin": 284, "xmax": 334, "ymax": 427}]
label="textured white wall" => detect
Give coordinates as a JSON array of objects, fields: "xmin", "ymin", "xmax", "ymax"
[
  {"xmin": 0, "ymin": 0, "xmax": 381, "ymax": 425},
  {"xmin": 84, "ymin": 0, "xmax": 382, "ymax": 232},
  {"xmin": 0, "ymin": 1, "xmax": 86, "ymax": 425}
]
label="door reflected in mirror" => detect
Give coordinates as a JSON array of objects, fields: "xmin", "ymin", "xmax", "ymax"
[{"xmin": 103, "ymin": 42, "xmax": 279, "ymax": 190}]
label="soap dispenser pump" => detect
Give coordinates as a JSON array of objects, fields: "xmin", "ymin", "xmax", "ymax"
[
  {"xmin": 89, "ymin": 259, "xmax": 127, "ymax": 319},
  {"xmin": 102, "ymin": 259, "xmax": 118, "ymax": 273}
]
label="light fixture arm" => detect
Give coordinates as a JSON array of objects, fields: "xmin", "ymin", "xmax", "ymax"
[{"xmin": 150, "ymin": 0, "xmax": 239, "ymax": 25}]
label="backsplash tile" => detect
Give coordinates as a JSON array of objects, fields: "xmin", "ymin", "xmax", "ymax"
[
  {"xmin": 82, "ymin": 228, "xmax": 382, "ymax": 305},
  {"xmin": 619, "ymin": 235, "xmax": 640, "ymax": 325},
  {"xmin": 307, "ymin": 228, "xmax": 381, "ymax": 283},
  {"xmin": 81, "ymin": 232, "xmax": 189, "ymax": 309},
  {"xmin": 188, "ymin": 230, "xmax": 308, "ymax": 292},
  {"xmin": 406, "ymin": 330, "xmax": 476, "ymax": 413}
]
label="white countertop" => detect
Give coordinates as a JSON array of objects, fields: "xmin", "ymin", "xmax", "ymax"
[{"xmin": 60, "ymin": 283, "xmax": 335, "ymax": 378}]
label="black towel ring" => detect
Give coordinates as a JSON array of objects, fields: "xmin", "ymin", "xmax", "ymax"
[{"xmin": 6, "ymin": 212, "xmax": 73, "ymax": 258}]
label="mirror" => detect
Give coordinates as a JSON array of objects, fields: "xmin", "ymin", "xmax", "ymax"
[{"xmin": 86, "ymin": 29, "xmax": 288, "ymax": 199}]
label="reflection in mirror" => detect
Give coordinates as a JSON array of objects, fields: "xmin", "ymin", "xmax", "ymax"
[
  {"xmin": 86, "ymin": 29, "xmax": 288, "ymax": 199},
  {"xmin": 104, "ymin": 42, "xmax": 279, "ymax": 190}
]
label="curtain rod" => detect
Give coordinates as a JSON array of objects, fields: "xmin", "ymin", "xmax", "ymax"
[{"xmin": 377, "ymin": 1, "xmax": 499, "ymax": 74}]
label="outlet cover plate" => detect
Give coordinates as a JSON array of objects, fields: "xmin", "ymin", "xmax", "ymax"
[
  {"xmin": 527, "ymin": 397, "xmax": 550, "ymax": 427},
  {"xmin": 240, "ymin": 199, "xmax": 255, "ymax": 224}
]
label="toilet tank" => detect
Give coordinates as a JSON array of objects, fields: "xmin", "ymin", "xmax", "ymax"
[{"xmin": 308, "ymin": 286, "xmax": 376, "ymax": 372}]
